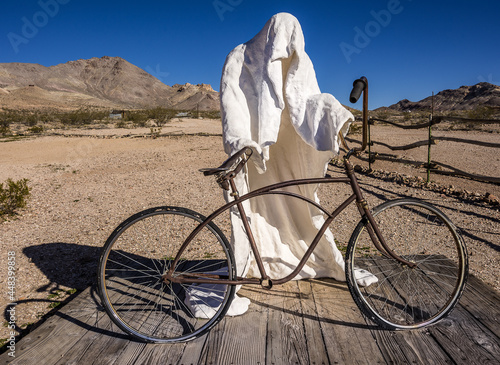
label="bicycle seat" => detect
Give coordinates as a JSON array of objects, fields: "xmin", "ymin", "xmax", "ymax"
[
  {"xmin": 199, "ymin": 147, "xmax": 253, "ymax": 177},
  {"xmin": 199, "ymin": 167, "xmax": 230, "ymax": 176}
]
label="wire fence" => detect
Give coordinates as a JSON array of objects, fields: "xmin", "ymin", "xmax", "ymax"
[{"xmin": 348, "ymin": 115, "xmax": 500, "ymax": 184}]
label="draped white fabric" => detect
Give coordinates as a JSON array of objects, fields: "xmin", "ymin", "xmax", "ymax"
[
  {"xmin": 186, "ymin": 13, "xmax": 376, "ymax": 318},
  {"xmin": 218, "ymin": 13, "xmax": 371, "ymax": 316}
]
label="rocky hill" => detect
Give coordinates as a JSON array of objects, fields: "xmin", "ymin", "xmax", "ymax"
[
  {"xmin": 386, "ymin": 82, "xmax": 500, "ymax": 112},
  {"xmin": 0, "ymin": 56, "xmax": 220, "ymax": 111}
]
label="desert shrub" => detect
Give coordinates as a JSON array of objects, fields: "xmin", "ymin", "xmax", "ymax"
[
  {"xmin": 0, "ymin": 178, "xmax": 31, "ymax": 218},
  {"xmin": 126, "ymin": 110, "xmax": 148, "ymax": 126},
  {"xmin": 25, "ymin": 111, "xmax": 56, "ymax": 125},
  {"xmin": 348, "ymin": 122, "xmax": 362, "ymax": 134},
  {"xmin": 0, "ymin": 109, "xmax": 51, "ymax": 126},
  {"xmin": 468, "ymin": 105, "xmax": 496, "ymax": 120},
  {"xmin": 115, "ymin": 120, "xmax": 127, "ymax": 128},
  {"xmin": 198, "ymin": 110, "xmax": 221, "ymax": 119},
  {"xmin": 58, "ymin": 108, "xmax": 108, "ymax": 125},
  {"xmin": 0, "ymin": 109, "xmax": 22, "ymax": 128},
  {"xmin": 0, "ymin": 119, "xmax": 10, "ymax": 135},
  {"xmin": 402, "ymin": 111, "xmax": 412, "ymax": 121},
  {"xmin": 25, "ymin": 113, "xmax": 39, "ymax": 126},
  {"xmin": 28, "ymin": 125, "xmax": 44, "ymax": 134},
  {"xmin": 147, "ymin": 107, "xmax": 176, "ymax": 126}
]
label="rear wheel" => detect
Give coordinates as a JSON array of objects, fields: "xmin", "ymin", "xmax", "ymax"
[
  {"xmin": 345, "ymin": 198, "xmax": 468, "ymax": 330},
  {"xmin": 98, "ymin": 206, "xmax": 236, "ymax": 343}
]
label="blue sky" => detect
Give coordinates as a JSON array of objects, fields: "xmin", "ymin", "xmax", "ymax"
[{"xmin": 2, "ymin": 0, "xmax": 499, "ymax": 109}]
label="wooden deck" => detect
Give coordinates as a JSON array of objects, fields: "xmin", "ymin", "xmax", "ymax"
[{"xmin": 2, "ymin": 273, "xmax": 499, "ymax": 365}]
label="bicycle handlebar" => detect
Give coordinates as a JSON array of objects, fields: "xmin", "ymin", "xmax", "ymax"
[
  {"xmin": 346, "ymin": 76, "xmax": 369, "ymax": 158},
  {"xmin": 350, "ymin": 77, "xmax": 367, "ymax": 103}
]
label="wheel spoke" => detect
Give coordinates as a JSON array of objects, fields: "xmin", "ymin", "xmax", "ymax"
[
  {"xmin": 98, "ymin": 207, "xmax": 235, "ymax": 342},
  {"xmin": 346, "ymin": 199, "xmax": 467, "ymax": 330}
]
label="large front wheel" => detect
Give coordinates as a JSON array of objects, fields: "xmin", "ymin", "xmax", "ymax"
[
  {"xmin": 98, "ymin": 206, "xmax": 236, "ymax": 343},
  {"xmin": 345, "ymin": 198, "xmax": 468, "ymax": 330}
]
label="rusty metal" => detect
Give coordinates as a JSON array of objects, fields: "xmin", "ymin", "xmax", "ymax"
[
  {"xmin": 272, "ymin": 193, "xmax": 357, "ymax": 285},
  {"xmin": 168, "ymin": 275, "xmax": 261, "ymax": 286},
  {"xmin": 167, "ymin": 75, "xmax": 416, "ymax": 287},
  {"xmin": 260, "ymin": 278, "xmax": 273, "ymax": 289},
  {"xmin": 346, "ymin": 77, "xmax": 369, "ymax": 159},
  {"xmin": 344, "ymin": 157, "xmax": 416, "ymax": 268},
  {"xmin": 230, "ymin": 178, "xmax": 270, "ymax": 281}
]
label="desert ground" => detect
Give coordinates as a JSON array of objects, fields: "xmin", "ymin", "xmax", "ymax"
[{"xmin": 0, "ymin": 118, "xmax": 498, "ymax": 341}]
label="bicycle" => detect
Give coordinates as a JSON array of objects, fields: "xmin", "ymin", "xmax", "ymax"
[{"xmin": 97, "ymin": 77, "xmax": 468, "ymax": 343}]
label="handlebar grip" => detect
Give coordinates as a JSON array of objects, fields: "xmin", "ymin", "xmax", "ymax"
[{"xmin": 349, "ymin": 77, "xmax": 367, "ymax": 103}]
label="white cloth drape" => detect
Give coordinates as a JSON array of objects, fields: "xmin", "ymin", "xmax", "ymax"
[
  {"xmin": 186, "ymin": 12, "xmax": 376, "ymax": 318},
  {"xmin": 219, "ymin": 13, "xmax": 370, "ymax": 315}
]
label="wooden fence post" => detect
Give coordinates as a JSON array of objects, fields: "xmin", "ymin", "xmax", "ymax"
[
  {"xmin": 368, "ymin": 117, "xmax": 372, "ymax": 170},
  {"xmin": 427, "ymin": 115, "xmax": 432, "ymax": 183},
  {"xmin": 427, "ymin": 92, "xmax": 434, "ymax": 183}
]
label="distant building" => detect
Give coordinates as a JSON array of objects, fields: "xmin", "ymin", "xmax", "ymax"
[{"xmin": 109, "ymin": 110, "xmax": 125, "ymax": 119}]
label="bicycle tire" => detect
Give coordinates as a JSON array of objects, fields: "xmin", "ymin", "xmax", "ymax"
[
  {"xmin": 345, "ymin": 198, "xmax": 468, "ymax": 330},
  {"xmin": 98, "ymin": 206, "xmax": 236, "ymax": 343}
]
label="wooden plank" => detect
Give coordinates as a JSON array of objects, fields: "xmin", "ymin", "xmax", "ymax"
[
  {"xmin": 358, "ymin": 252, "xmax": 498, "ymax": 365},
  {"xmin": 103, "ymin": 339, "xmax": 148, "ymax": 365},
  {"xmin": 358, "ymin": 254, "xmax": 456, "ymax": 364},
  {"xmin": 168, "ymin": 336, "xmax": 208, "ymax": 365},
  {"xmin": 84, "ymin": 277, "xmax": 185, "ymax": 365},
  {"xmin": 92, "ymin": 255, "xmax": 211, "ymax": 364},
  {"xmin": 125, "ymin": 339, "xmax": 205, "ymax": 365},
  {"xmin": 373, "ymin": 139, "xmax": 435, "ymax": 151},
  {"xmin": 4, "ymin": 271, "xmax": 500, "ymax": 365},
  {"xmin": 368, "ymin": 327, "xmax": 453, "ymax": 365},
  {"xmin": 297, "ymin": 280, "xmax": 330, "ymax": 365},
  {"xmin": 81, "ymin": 327, "xmax": 139, "ymax": 365},
  {"xmin": 52, "ymin": 309, "xmax": 132, "ymax": 365},
  {"xmin": 420, "ymin": 255, "xmax": 500, "ymax": 339},
  {"xmin": 421, "ymin": 264, "xmax": 500, "ymax": 364},
  {"xmin": 309, "ymin": 278, "xmax": 386, "ymax": 364},
  {"xmin": 264, "ymin": 281, "xmax": 309, "ymax": 365},
  {"xmin": 199, "ymin": 286, "xmax": 268, "ymax": 365},
  {"xmin": 124, "ymin": 326, "xmax": 207, "ymax": 365},
  {"xmin": 428, "ymin": 305, "xmax": 500, "ymax": 364},
  {"xmin": 458, "ymin": 275, "xmax": 500, "ymax": 338},
  {"xmin": 75, "ymin": 271, "xmax": 161, "ymax": 365},
  {"xmin": 132, "ymin": 284, "xmax": 270, "ymax": 365},
  {"xmin": 48, "ymin": 284, "xmax": 147, "ymax": 365},
  {"xmin": 0, "ymin": 287, "xmax": 103, "ymax": 364}
]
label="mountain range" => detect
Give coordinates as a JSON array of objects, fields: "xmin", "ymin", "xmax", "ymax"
[
  {"xmin": 0, "ymin": 56, "xmax": 498, "ymax": 113},
  {"xmin": 385, "ymin": 82, "xmax": 500, "ymax": 112},
  {"xmin": 0, "ymin": 56, "xmax": 219, "ymax": 111}
]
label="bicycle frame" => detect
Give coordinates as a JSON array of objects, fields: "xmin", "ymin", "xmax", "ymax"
[
  {"xmin": 164, "ymin": 157, "xmax": 415, "ymax": 289},
  {"xmin": 164, "ymin": 76, "xmax": 415, "ymax": 289}
]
